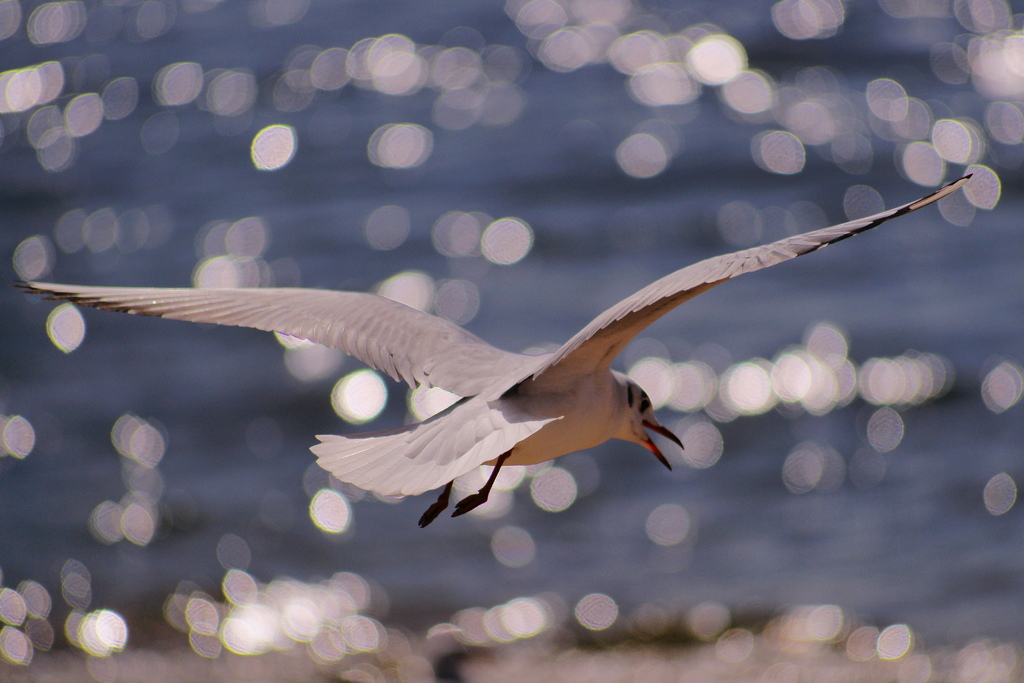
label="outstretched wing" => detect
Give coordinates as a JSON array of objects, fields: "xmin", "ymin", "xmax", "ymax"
[
  {"xmin": 19, "ymin": 283, "xmax": 530, "ymax": 397},
  {"xmin": 312, "ymin": 395, "xmax": 557, "ymax": 496},
  {"xmin": 530, "ymin": 175, "xmax": 972, "ymax": 384}
]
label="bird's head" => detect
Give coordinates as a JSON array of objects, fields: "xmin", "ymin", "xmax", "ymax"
[{"xmin": 617, "ymin": 374, "xmax": 682, "ymax": 470}]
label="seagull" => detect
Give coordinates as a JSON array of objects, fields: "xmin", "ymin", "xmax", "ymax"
[{"xmin": 20, "ymin": 176, "xmax": 970, "ymax": 526}]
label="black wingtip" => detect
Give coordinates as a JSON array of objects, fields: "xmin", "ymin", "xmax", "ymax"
[
  {"xmin": 13, "ymin": 280, "xmax": 48, "ymax": 297},
  {"xmin": 13, "ymin": 280, "xmax": 65, "ymax": 302}
]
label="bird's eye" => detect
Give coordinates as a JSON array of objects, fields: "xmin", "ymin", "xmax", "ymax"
[{"xmin": 639, "ymin": 395, "xmax": 651, "ymax": 412}]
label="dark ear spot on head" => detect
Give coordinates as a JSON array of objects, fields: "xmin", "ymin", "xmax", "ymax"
[{"xmin": 627, "ymin": 388, "xmax": 636, "ymax": 408}]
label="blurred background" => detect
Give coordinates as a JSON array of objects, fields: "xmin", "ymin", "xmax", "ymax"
[{"xmin": 1, "ymin": 0, "xmax": 1023, "ymax": 676}]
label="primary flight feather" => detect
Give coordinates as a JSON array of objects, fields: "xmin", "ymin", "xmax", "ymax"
[{"xmin": 20, "ymin": 175, "xmax": 970, "ymax": 526}]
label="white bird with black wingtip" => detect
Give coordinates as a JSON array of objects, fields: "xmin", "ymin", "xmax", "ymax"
[{"xmin": 20, "ymin": 175, "xmax": 971, "ymax": 526}]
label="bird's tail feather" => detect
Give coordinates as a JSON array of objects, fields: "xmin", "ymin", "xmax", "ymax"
[{"xmin": 311, "ymin": 397, "xmax": 557, "ymax": 497}]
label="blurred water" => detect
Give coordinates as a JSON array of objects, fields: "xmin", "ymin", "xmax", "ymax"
[{"xmin": 2, "ymin": 0, "xmax": 1023, "ymax": 663}]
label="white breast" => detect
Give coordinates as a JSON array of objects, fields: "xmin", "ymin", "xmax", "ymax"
[{"xmin": 496, "ymin": 370, "xmax": 626, "ymax": 467}]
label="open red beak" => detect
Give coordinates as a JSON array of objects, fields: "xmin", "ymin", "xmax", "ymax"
[{"xmin": 642, "ymin": 419, "xmax": 683, "ymax": 471}]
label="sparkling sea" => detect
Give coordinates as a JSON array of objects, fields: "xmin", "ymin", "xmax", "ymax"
[{"xmin": 1, "ymin": 0, "xmax": 1023, "ymax": 672}]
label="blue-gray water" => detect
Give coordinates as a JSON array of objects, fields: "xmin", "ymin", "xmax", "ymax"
[{"xmin": 1, "ymin": 0, "xmax": 1023, "ymax": 659}]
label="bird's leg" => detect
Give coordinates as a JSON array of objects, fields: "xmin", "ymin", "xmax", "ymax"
[
  {"xmin": 452, "ymin": 450, "xmax": 511, "ymax": 518},
  {"xmin": 418, "ymin": 481, "xmax": 453, "ymax": 528}
]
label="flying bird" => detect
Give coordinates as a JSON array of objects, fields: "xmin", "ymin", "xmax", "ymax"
[{"xmin": 20, "ymin": 175, "xmax": 970, "ymax": 526}]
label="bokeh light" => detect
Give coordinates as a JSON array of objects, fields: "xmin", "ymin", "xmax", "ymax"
[
  {"xmin": 121, "ymin": 499, "xmax": 157, "ymax": 546},
  {"xmin": 688, "ymin": 602, "xmax": 730, "ymax": 640},
  {"xmin": 901, "ymin": 141, "xmax": 946, "ymax": 188},
  {"xmin": 367, "ymin": 123, "xmax": 433, "ymax": 169},
  {"xmin": 981, "ymin": 360, "xmax": 1023, "ymax": 413},
  {"xmin": 775, "ymin": 604, "xmax": 845, "ymax": 645},
  {"xmin": 250, "ymin": 0, "xmax": 309, "ymax": 28},
  {"xmin": 719, "ymin": 360, "xmax": 776, "ymax": 416},
  {"xmin": 141, "ymin": 111, "xmax": 179, "ymax": 154},
  {"xmin": 667, "ymin": 361, "xmax": 717, "ymax": 412},
  {"xmin": 858, "ymin": 352, "xmax": 952, "ymax": 407},
  {"xmin": 752, "ymin": 130, "xmax": 806, "ymax": 174},
  {"xmin": 876, "ymin": 624, "xmax": 912, "ymax": 660},
  {"xmin": 13, "ymin": 235, "xmax": 55, "ymax": 281},
  {"xmin": 309, "ymin": 489, "xmax": 352, "ymax": 534},
  {"xmin": 0, "ymin": 588, "xmax": 27, "ymax": 627},
  {"xmin": 27, "ymin": 1, "xmax": 85, "ymax": 45},
  {"xmin": 499, "ymin": 598, "xmax": 549, "ymax": 639},
  {"xmin": 310, "ymin": 48, "xmax": 350, "ymax": 90},
  {"xmin": 628, "ymin": 63, "xmax": 699, "ymax": 107},
  {"xmin": 491, "ymin": 526, "xmax": 536, "ymax": 567},
  {"xmin": 867, "ymin": 78, "xmax": 908, "ymax": 122},
  {"xmin": 530, "ymin": 466, "xmax": 577, "ymax": 512},
  {"xmin": 0, "ymin": 416, "xmax": 35, "ymax": 460},
  {"xmin": 721, "ymin": 70, "xmax": 775, "ymax": 118},
  {"xmin": 377, "ymin": 270, "xmax": 435, "ymax": 311},
  {"xmin": 932, "ymin": 118, "xmax": 983, "ymax": 164},
  {"xmin": 435, "ymin": 279, "xmax": 481, "ymax": 324},
  {"xmin": 782, "ymin": 442, "xmax": 845, "ymax": 494},
  {"xmin": 0, "ymin": 62, "xmax": 64, "ymax": 114},
  {"xmin": 481, "ymin": 217, "xmax": 533, "ymax": 265},
  {"xmin": 19, "ymin": 582, "xmax": 51, "ymax": 620},
  {"xmin": 716, "ymin": 628, "xmax": 754, "ymax": 663},
  {"xmin": 687, "ymin": 34, "xmax": 746, "ymax": 85},
  {"xmin": 185, "ymin": 595, "xmax": 219, "ymax": 636},
  {"xmin": 843, "ymin": 185, "xmax": 884, "ymax": 220},
  {"xmin": 0, "ymin": 0, "xmax": 21, "ymax": 41},
  {"xmin": 153, "ymin": 62, "xmax": 203, "ymax": 106},
  {"xmin": 628, "ymin": 357, "xmax": 673, "ymax": 409},
  {"xmin": 206, "ymin": 69, "xmax": 256, "ymax": 117},
  {"xmin": 64, "ymin": 93, "xmax": 103, "ymax": 137},
  {"xmin": 574, "ymin": 593, "xmax": 618, "ymax": 631},
  {"xmin": 985, "ymin": 101, "xmax": 1024, "ymax": 144},
  {"xmin": 537, "ymin": 26, "xmax": 601, "ymax": 73},
  {"xmin": 645, "ymin": 504, "xmax": 692, "ymax": 546},
  {"xmin": 616, "ymin": 132, "xmax": 671, "ymax": 178},
  {"xmin": 4, "ymin": 0, "xmax": 1024, "ymax": 676},
  {"xmin": 407, "ymin": 385, "xmax": 460, "ymax": 421},
  {"xmin": 222, "ymin": 569, "xmax": 259, "ymax": 606},
  {"xmin": 112, "ymin": 413, "xmax": 165, "ymax": 467},
  {"xmin": 88, "ymin": 502, "xmax": 123, "ymax": 545},
  {"xmin": 716, "ymin": 200, "xmax": 762, "ymax": 247},
  {"xmin": 983, "ymin": 473, "xmax": 1017, "ymax": 516},
  {"xmin": 963, "ymin": 165, "xmax": 1001, "ymax": 209},
  {"xmin": 0, "ymin": 626, "xmax": 32, "ymax": 665},
  {"xmin": 216, "ymin": 534, "xmax": 251, "ymax": 572},
  {"xmin": 283, "ymin": 342, "xmax": 344, "ymax": 383},
  {"xmin": 677, "ymin": 420, "xmax": 723, "ymax": 469},
  {"xmin": 251, "ymin": 124, "xmax": 297, "ymax": 171},
  {"xmin": 772, "ymin": 0, "xmax": 845, "ymax": 40},
  {"xmin": 364, "ymin": 205, "xmax": 410, "ymax": 251},
  {"xmin": 370, "ymin": 34, "xmax": 426, "ymax": 96},
  {"xmin": 45, "ymin": 303, "xmax": 85, "ymax": 353},
  {"xmin": 865, "ymin": 407, "xmax": 904, "ymax": 453},
  {"xmin": 78, "ymin": 609, "xmax": 128, "ymax": 657},
  {"xmin": 331, "ymin": 370, "xmax": 387, "ymax": 424},
  {"xmin": 432, "ymin": 211, "xmax": 484, "ymax": 257},
  {"xmin": 846, "ymin": 625, "xmax": 879, "ymax": 660}
]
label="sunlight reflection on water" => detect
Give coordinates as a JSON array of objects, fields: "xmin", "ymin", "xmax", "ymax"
[{"xmin": 3, "ymin": 0, "xmax": 1023, "ymax": 673}]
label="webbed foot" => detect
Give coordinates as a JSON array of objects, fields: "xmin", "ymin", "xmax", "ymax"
[
  {"xmin": 418, "ymin": 481, "xmax": 453, "ymax": 528},
  {"xmin": 452, "ymin": 491, "xmax": 491, "ymax": 517}
]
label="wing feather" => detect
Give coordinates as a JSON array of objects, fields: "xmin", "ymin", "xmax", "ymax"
[
  {"xmin": 18, "ymin": 283, "xmax": 531, "ymax": 396},
  {"xmin": 530, "ymin": 175, "xmax": 971, "ymax": 384}
]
